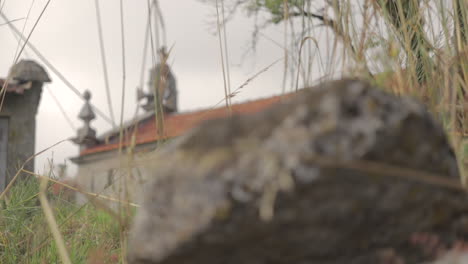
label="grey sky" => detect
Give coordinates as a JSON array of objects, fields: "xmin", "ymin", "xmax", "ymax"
[{"xmin": 0, "ymin": 0, "xmax": 327, "ymax": 176}]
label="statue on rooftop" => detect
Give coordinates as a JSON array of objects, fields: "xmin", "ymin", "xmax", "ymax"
[{"xmin": 138, "ymin": 47, "xmax": 178, "ymax": 113}]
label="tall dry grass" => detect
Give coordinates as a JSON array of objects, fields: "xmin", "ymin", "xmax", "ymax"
[{"xmin": 278, "ymin": 0, "xmax": 467, "ymax": 181}]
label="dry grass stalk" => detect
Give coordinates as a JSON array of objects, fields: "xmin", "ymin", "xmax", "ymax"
[
  {"xmin": 38, "ymin": 176, "xmax": 72, "ymax": 264},
  {"xmin": 21, "ymin": 169, "xmax": 140, "ymax": 208},
  {"xmin": 215, "ymin": 0, "xmax": 232, "ymax": 114}
]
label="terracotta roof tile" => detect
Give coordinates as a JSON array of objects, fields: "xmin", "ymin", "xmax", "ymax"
[{"xmin": 80, "ymin": 94, "xmax": 290, "ymax": 156}]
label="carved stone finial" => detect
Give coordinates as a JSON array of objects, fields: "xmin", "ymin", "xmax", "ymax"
[
  {"xmin": 72, "ymin": 90, "xmax": 99, "ymax": 149},
  {"xmin": 78, "ymin": 90, "xmax": 95, "ymax": 123},
  {"xmin": 83, "ymin": 90, "xmax": 91, "ymax": 100}
]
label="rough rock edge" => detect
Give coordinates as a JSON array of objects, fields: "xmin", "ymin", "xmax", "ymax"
[{"xmin": 128, "ymin": 79, "xmax": 462, "ymax": 264}]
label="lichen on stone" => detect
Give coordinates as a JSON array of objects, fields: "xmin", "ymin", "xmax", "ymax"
[{"xmin": 128, "ymin": 79, "xmax": 464, "ymax": 264}]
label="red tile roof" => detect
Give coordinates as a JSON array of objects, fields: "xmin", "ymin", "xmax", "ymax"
[{"xmin": 80, "ymin": 94, "xmax": 290, "ymax": 156}]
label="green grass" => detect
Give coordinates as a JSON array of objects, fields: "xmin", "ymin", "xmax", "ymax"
[{"xmin": 0, "ymin": 178, "xmax": 121, "ymax": 263}]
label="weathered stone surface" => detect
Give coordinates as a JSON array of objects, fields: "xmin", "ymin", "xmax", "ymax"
[
  {"xmin": 8, "ymin": 60, "xmax": 51, "ymax": 82},
  {"xmin": 128, "ymin": 79, "xmax": 468, "ymax": 264}
]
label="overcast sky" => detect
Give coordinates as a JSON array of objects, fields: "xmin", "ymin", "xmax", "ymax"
[{"xmin": 0, "ymin": 0, "xmax": 330, "ymax": 176}]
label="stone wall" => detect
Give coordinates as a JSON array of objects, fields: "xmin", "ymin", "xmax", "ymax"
[{"xmin": 72, "ymin": 143, "xmax": 158, "ymax": 206}]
